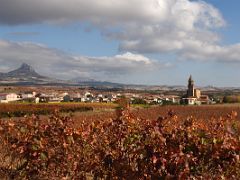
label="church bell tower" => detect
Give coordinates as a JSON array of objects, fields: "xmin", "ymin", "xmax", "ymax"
[{"xmin": 187, "ymin": 75, "xmax": 195, "ymax": 97}]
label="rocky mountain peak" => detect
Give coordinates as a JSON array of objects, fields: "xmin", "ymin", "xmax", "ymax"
[
  {"xmin": 6, "ymin": 63, "xmax": 42, "ymax": 78},
  {"xmin": 0, "ymin": 63, "xmax": 64, "ymax": 85},
  {"xmin": 18, "ymin": 63, "xmax": 35, "ymax": 72}
]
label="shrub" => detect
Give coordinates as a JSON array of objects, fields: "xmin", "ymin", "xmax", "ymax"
[{"xmin": 0, "ymin": 107, "xmax": 240, "ymax": 179}]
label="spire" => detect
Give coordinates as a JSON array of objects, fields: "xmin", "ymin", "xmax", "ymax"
[
  {"xmin": 188, "ymin": 75, "xmax": 194, "ymax": 86},
  {"xmin": 189, "ymin": 75, "xmax": 192, "ymax": 82}
]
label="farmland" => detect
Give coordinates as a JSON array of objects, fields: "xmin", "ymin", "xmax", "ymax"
[
  {"xmin": 0, "ymin": 102, "xmax": 117, "ymax": 118},
  {"xmin": 0, "ymin": 103, "xmax": 240, "ymax": 179},
  {"xmin": 72, "ymin": 104, "xmax": 240, "ymax": 127}
]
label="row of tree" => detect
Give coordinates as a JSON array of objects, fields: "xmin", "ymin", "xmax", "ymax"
[{"xmin": 222, "ymin": 95, "xmax": 240, "ymax": 103}]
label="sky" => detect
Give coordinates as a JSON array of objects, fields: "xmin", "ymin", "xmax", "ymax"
[{"xmin": 0, "ymin": 0, "xmax": 240, "ymax": 87}]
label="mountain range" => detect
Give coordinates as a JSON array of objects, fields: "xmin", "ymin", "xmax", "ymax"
[
  {"xmin": 0, "ymin": 63, "xmax": 127, "ymax": 87},
  {"xmin": 0, "ymin": 63, "xmax": 239, "ymax": 91}
]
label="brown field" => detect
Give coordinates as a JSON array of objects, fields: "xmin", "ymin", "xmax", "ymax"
[
  {"xmin": 71, "ymin": 104, "xmax": 240, "ymax": 127},
  {"xmin": 0, "ymin": 102, "xmax": 117, "ymax": 118},
  {"xmin": 0, "ymin": 104, "xmax": 240, "ymax": 179},
  {"xmin": 131, "ymin": 105, "xmax": 240, "ymax": 120}
]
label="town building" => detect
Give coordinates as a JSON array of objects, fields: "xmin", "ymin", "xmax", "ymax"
[
  {"xmin": 0, "ymin": 93, "xmax": 22, "ymax": 103},
  {"xmin": 182, "ymin": 75, "xmax": 210, "ymax": 105}
]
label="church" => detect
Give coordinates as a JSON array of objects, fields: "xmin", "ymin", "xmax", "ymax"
[{"xmin": 182, "ymin": 75, "xmax": 210, "ymax": 105}]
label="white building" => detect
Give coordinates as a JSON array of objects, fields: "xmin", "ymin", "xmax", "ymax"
[
  {"xmin": 1, "ymin": 93, "xmax": 22, "ymax": 103},
  {"xmin": 22, "ymin": 93, "xmax": 34, "ymax": 99},
  {"xmin": 182, "ymin": 97, "xmax": 198, "ymax": 105}
]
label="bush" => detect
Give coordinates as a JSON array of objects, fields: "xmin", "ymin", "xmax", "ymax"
[
  {"xmin": 223, "ymin": 95, "xmax": 240, "ymax": 103},
  {"xmin": 0, "ymin": 108, "xmax": 240, "ymax": 179},
  {"xmin": 131, "ymin": 98, "xmax": 147, "ymax": 105}
]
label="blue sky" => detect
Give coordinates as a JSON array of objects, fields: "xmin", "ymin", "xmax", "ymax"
[
  {"xmin": 0, "ymin": 0, "xmax": 240, "ymax": 87},
  {"xmin": 205, "ymin": 0, "xmax": 240, "ymax": 44}
]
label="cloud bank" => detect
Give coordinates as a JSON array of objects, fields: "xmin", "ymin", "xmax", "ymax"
[
  {"xmin": 0, "ymin": 0, "xmax": 240, "ymax": 71},
  {"xmin": 0, "ymin": 40, "xmax": 168, "ymax": 80},
  {"xmin": 0, "ymin": 0, "xmax": 224, "ymax": 27}
]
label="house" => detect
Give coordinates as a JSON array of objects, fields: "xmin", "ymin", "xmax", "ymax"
[
  {"xmin": 19, "ymin": 92, "xmax": 36, "ymax": 103},
  {"xmin": 21, "ymin": 91, "xmax": 36, "ymax": 99},
  {"xmin": 35, "ymin": 93, "xmax": 50, "ymax": 103},
  {"xmin": 7, "ymin": 93, "xmax": 21, "ymax": 101},
  {"xmin": 82, "ymin": 91, "xmax": 94, "ymax": 102},
  {"xmin": 163, "ymin": 95, "xmax": 181, "ymax": 104},
  {"xmin": 182, "ymin": 97, "xmax": 198, "ymax": 105},
  {"xmin": 0, "ymin": 94, "xmax": 7, "ymax": 101},
  {"xmin": 199, "ymin": 95, "xmax": 210, "ymax": 104},
  {"xmin": 0, "ymin": 93, "xmax": 22, "ymax": 103},
  {"xmin": 153, "ymin": 97, "xmax": 163, "ymax": 104}
]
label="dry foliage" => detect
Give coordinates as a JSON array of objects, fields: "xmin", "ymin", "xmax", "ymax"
[
  {"xmin": 0, "ymin": 105, "xmax": 240, "ymax": 179},
  {"xmin": 0, "ymin": 103, "xmax": 114, "ymax": 117}
]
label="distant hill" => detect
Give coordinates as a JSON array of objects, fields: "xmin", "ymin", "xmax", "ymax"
[
  {"xmin": 71, "ymin": 77, "xmax": 125, "ymax": 88},
  {"xmin": 0, "ymin": 63, "xmax": 124, "ymax": 87},
  {"xmin": 5, "ymin": 63, "xmax": 45, "ymax": 78},
  {"xmin": 0, "ymin": 63, "xmax": 63, "ymax": 85},
  {"xmin": 0, "ymin": 63, "xmax": 239, "ymax": 92}
]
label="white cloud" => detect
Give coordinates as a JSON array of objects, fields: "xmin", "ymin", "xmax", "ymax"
[
  {"xmin": 0, "ymin": 0, "xmax": 225, "ymax": 27},
  {"xmin": 115, "ymin": 52, "xmax": 151, "ymax": 64},
  {"xmin": 181, "ymin": 41, "xmax": 240, "ymax": 62},
  {"xmin": 0, "ymin": 0, "xmax": 239, "ymax": 63},
  {"xmin": 0, "ymin": 40, "xmax": 168, "ymax": 80}
]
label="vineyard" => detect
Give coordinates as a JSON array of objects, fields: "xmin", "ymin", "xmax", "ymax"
[
  {"xmin": 0, "ymin": 104, "xmax": 240, "ymax": 179},
  {"xmin": 0, "ymin": 103, "xmax": 116, "ymax": 118}
]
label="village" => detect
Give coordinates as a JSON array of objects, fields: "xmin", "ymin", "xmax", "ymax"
[{"xmin": 0, "ymin": 76, "xmax": 214, "ymax": 105}]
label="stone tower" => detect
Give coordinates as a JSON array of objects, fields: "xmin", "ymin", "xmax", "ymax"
[{"xmin": 187, "ymin": 75, "xmax": 195, "ymax": 97}]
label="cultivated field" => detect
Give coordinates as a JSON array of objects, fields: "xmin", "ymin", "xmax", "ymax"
[
  {"xmin": 0, "ymin": 103, "xmax": 240, "ymax": 179},
  {"xmin": 72, "ymin": 104, "xmax": 240, "ymax": 127},
  {"xmin": 0, "ymin": 102, "xmax": 117, "ymax": 118}
]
